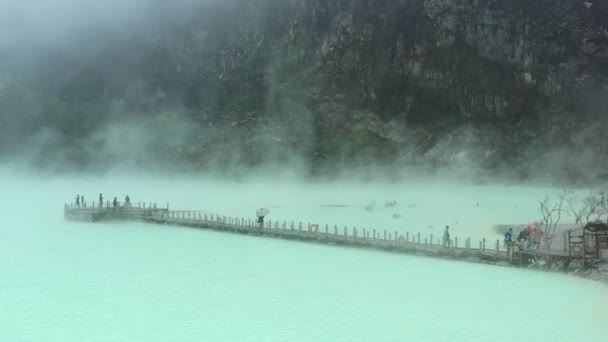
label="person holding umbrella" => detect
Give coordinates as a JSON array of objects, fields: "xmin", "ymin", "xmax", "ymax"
[{"xmin": 256, "ymin": 208, "xmax": 269, "ymax": 228}]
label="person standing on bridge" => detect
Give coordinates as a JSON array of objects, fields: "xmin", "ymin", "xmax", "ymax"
[
  {"xmin": 75, "ymin": 195, "xmax": 80, "ymax": 208},
  {"xmin": 517, "ymin": 229, "xmax": 529, "ymax": 250},
  {"xmin": 532, "ymin": 224, "xmax": 543, "ymax": 249},
  {"xmin": 99, "ymin": 193, "xmax": 103, "ymax": 208},
  {"xmin": 113, "ymin": 197, "xmax": 118, "ymax": 210},
  {"xmin": 504, "ymin": 228, "xmax": 513, "ymax": 247},
  {"xmin": 443, "ymin": 226, "xmax": 451, "ymax": 247},
  {"xmin": 125, "ymin": 195, "xmax": 130, "ymax": 208}
]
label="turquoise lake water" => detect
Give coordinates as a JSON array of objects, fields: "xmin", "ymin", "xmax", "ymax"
[{"xmin": 1, "ymin": 171, "xmax": 606, "ymax": 341}]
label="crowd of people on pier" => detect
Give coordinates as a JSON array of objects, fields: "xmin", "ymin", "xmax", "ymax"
[
  {"xmin": 503, "ymin": 223, "xmax": 544, "ymax": 250},
  {"xmin": 74, "ymin": 194, "xmax": 131, "ymax": 210}
]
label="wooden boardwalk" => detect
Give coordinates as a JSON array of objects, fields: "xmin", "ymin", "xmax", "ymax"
[{"xmin": 63, "ymin": 202, "xmax": 593, "ymax": 270}]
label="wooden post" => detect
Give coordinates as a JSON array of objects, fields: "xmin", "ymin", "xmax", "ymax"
[
  {"xmin": 496, "ymin": 239, "xmax": 499, "ymax": 257},
  {"xmin": 582, "ymin": 231, "xmax": 587, "ymax": 268},
  {"xmin": 334, "ymin": 225, "xmax": 338, "ymax": 235},
  {"xmin": 417, "ymin": 233, "xmax": 421, "ymax": 244},
  {"xmin": 483, "ymin": 238, "xmax": 486, "ymax": 252},
  {"xmin": 519, "ymin": 248, "xmax": 523, "ymax": 267},
  {"xmin": 384, "ymin": 230, "xmax": 387, "ymax": 240},
  {"xmin": 406, "ymin": 232, "xmax": 409, "ymax": 243},
  {"xmin": 567, "ymin": 231, "xmax": 572, "ymax": 258},
  {"xmin": 430, "ymin": 234, "xmax": 433, "ymax": 247},
  {"xmin": 344, "ymin": 226, "xmax": 347, "ymax": 237},
  {"xmin": 373, "ymin": 229, "xmax": 376, "ymax": 240},
  {"xmin": 595, "ymin": 232, "xmax": 600, "ymax": 259},
  {"xmin": 455, "ymin": 236, "xmax": 458, "ymax": 249},
  {"xmin": 325, "ymin": 224, "xmax": 328, "ymax": 234}
]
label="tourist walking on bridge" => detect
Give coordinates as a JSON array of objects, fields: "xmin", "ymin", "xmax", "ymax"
[
  {"xmin": 99, "ymin": 193, "xmax": 103, "ymax": 208},
  {"xmin": 256, "ymin": 208, "xmax": 269, "ymax": 229},
  {"xmin": 125, "ymin": 195, "xmax": 131, "ymax": 208}
]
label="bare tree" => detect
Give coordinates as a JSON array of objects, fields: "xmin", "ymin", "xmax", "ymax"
[
  {"xmin": 538, "ymin": 189, "xmax": 571, "ymax": 249},
  {"xmin": 567, "ymin": 193, "xmax": 607, "ymax": 229},
  {"xmin": 566, "ymin": 197, "xmax": 583, "ymax": 227}
]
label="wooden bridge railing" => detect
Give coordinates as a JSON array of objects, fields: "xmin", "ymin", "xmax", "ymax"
[
  {"xmin": 138, "ymin": 208, "xmax": 516, "ymax": 258},
  {"xmin": 66, "ymin": 203, "xmax": 581, "ymax": 263}
]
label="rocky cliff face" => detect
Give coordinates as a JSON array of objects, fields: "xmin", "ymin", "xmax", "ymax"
[{"xmin": 1, "ymin": 0, "xmax": 607, "ymax": 181}]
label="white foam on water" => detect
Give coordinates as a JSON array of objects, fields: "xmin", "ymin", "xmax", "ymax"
[{"xmin": 1, "ymin": 171, "xmax": 607, "ymax": 341}]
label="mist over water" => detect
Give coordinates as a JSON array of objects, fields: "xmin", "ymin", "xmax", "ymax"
[
  {"xmin": 1, "ymin": 0, "xmax": 608, "ymax": 340},
  {"xmin": 1, "ymin": 168, "xmax": 607, "ymax": 341}
]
